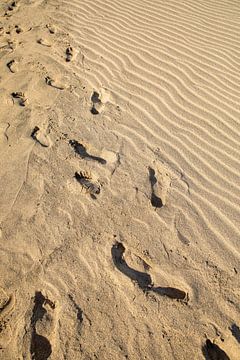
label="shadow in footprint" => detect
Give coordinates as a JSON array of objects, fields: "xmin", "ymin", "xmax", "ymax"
[
  {"xmin": 30, "ymin": 292, "xmax": 54, "ymax": 360},
  {"xmin": 148, "ymin": 167, "xmax": 163, "ymax": 208},
  {"xmin": 152, "ymin": 287, "xmax": 187, "ymax": 300},
  {"xmin": 90, "ymin": 91, "xmax": 101, "ymax": 115},
  {"xmin": 229, "ymin": 323, "xmax": 240, "ymax": 344},
  {"xmin": 202, "ymin": 339, "xmax": 230, "ymax": 360},
  {"xmin": 31, "ymin": 334, "xmax": 52, "ymax": 360},
  {"xmin": 69, "ymin": 140, "xmax": 106, "ymax": 164},
  {"xmin": 68, "ymin": 294, "xmax": 83, "ymax": 323},
  {"xmin": 111, "ymin": 242, "xmax": 152, "ymax": 290}
]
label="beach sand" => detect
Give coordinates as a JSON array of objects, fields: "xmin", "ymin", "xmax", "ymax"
[{"xmin": 0, "ymin": 0, "xmax": 240, "ymax": 359}]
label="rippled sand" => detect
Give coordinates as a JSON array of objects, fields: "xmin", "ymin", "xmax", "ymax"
[{"xmin": 0, "ymin": 0, "xmax": 240, "ymax": 359}]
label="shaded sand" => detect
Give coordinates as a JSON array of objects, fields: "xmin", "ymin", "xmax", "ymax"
[{"xmin": 0, "ymin": 0, "xmax": 240, "ymax": 359}]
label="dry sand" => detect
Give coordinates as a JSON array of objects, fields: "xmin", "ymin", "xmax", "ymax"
[{"xmin": 0, "ymin": 0, "xmax": 240, "ymax": 359}]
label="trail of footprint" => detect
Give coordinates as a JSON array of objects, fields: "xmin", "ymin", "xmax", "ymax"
[
  {"xmin": 46, "ymin": 24, "xmax": 56, "ymax": 34},
  {"xmin": 202, "ymin": 339, "xmax": 230, "ymax": 360},
  {"xmin": 69, "ymin": 140, "xmax": 106, "ymax": 165},
  {"xmin": 111, "ymin": 242, "xmax": 188, "ymax": 301},
  {"xmin": 30, "ymin": 292, "xmax": 56, "ymax": 360},
  {"xmin": 90, "ymin": 91, "xmax": 102, "ymax": 115}
]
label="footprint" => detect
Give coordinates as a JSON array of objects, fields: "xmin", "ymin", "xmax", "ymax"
[
  {"xmin": 31, "ymin": 127, "xmax": 52, "ymax": 147},
  {"xmin": 15, "ymin": 25, "xmax": 23, "ymax": 34},
  {"xmin": 7, "ymin": 59, "xmax": 18, "ymax": 73},
  {"xmin": 202, "ymin": 339, "xmax": 230, "ymax": 360},
  {"xmin": 111, "ymin": 242, "xmax": 152, "ymax": 290},
  {"xmin": 46, "ymin": 24, "xmax": 56, "ymax": 34},
  {"xmin": 45, "ymin": 76, "xmax": 64, "ymax": 90},
  {"xmin": 90, "ymin": 91, "xmax": 101, "ymax": 115},
  {"xmin": 11, "ymin": 91, "xmax": 28, "ymax": 106},
  {"xmin": 69, "ymin": 140, "xmax": 106, "ymax": 164},
  {"xmin": 1, "ymin": 40, "xmax": 16, "ymax": 52},
  {"xmin": 30, "ymin": 292, "xmax": 57, "ymax": 360},
  {"xmin": 111, "ymin": 242, "xmax": 188, "ymax": 301},
  {"xmin": 74, "ymin": 171, "xmax": 101, "ymax": 199},
  {"xmin": 66, "ymin": 46, "xmax": 74, "ymax": 62},
  {"xmin": 37, "ymin": 38, "xmax": 51, "ymax": 47},
  {"xmin": 90, "ymin": 88, "xmax": 110, "ymax": 115},
  {"xmin": 0, "ymin": 289, "xmax": 15, "ymax": 349},
  {"xmin": 4, "ymin": 0, "xmax": 17, "ymax": 16},
  {"xmin": 148, "ymin": 164, "xmax": 171, "ymax": 208},
  {"xmin": 148, "ymin": 167, "xmax": 163, "ymax": 208},
  {"xmin": 177, "ymin": 231, "xmax": 190, "ymax": 246},
  {"xmin": 7, "ymin": 1, "xmax": 17, "ymax": 11}
]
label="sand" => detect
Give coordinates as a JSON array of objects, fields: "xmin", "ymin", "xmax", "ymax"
[{"xmin": 0, "ymin": 0, "xmax": 240, "ymax": 359}]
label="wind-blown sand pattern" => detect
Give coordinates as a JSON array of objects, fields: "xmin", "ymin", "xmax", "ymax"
[{"xmin": 0, "ymin": 0, "xmax": 240, "ymax": 358}]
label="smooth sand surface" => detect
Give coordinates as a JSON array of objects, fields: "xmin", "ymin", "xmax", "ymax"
[{"xmin": 0, "ymin": 0, "xmax": 240, "ymax": 359}]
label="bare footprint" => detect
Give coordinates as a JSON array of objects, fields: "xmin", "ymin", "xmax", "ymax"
[
  {"xmin": 46, "ymin": 24, "xmax": 56, "ymax": 34},
  {"xmin": 11, "ymin": 91, "xmax": 28, "ymax": 106},
  {"xmin": 7, "ymin": 1, "xmax": 17, "ymax": 12},
  {"xmin": 90, "ymin": 88, "xmax": 110, "ymax": 115},
  {"xmin": 111, "ymin": 242, "xmax": 152, "ymax": 290},
  {"xmin": 202, "ymin": 339, "xmax": 230, "ymax": 360},
  {"xmin": 15, "ymin": 25, "xmax": 23, "ymax": 34},
  {"xmin": 90, "ymin": 91, "xmax": 101, "ymax": 115},
  {"xmin": 75, "ymin": 171, "xmax": 101, "ymax": 199},
  {"xmin": 66, "ymin": 46, "xmax": 74, "ymax": 62},
  {"xmin": 1, "ymin": 40, "xmax": 17, "ymax": 52},
  {"xmin": 112, "ymin": 242, "xmax": 188, "ymax": 301},
  {"xmin": 30, "ymin": 292, "xmax": 57, "ymax": 360},
  {"xmin": 37, "ymin": 38, "xmax": 51, "ymax": 47},
  {"xmin": 148, "ymin": 167, "xmax": 163, "ymax": 208},
  {"xmin": 148, "ymin": 164, "xmax": 171, "ymax": 208},
  {"xmin": 0, "ymin": 289, "xmax": 15, "ymax": 349},
  {"xmin": 69, "ymin": 140, "xmax": 106, "ymax": 164},
  {"xmin": 31, "ymin": 127, "xmax": 52, "ymax": 147},
  {"xmin": 45, "ymin": 76, "xmax": 64, "ymax": 90},
  {"xmin": 7, "ymin": 59, "xmax": 18, "ymax": 73}
]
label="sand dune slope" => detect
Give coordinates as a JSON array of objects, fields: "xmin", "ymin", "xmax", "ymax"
[{"xmin": 0, "ymin": 0, "xmax": 240, "ymax": 359}]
